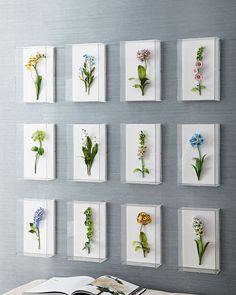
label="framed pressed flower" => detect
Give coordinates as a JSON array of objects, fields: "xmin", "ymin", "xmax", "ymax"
[
  {"xmin": 67, "ymin": 124, "xmax": 107, "ymax": 182},
  {"xmin": 17, "ymin": 199, "xmax": 56, "ymax": 257},
  {"xmin": 67, "ymin": 201, "xmax": 107, "ymax": 263},
  {"xmin": 16, "ymin": 46, "xmax": 55, "ymax": 103},
  {"xmin": 178, "ymin": 207, "xmax": 220, "ymax": 274},
  {"xmin": 177, "ymin": 37, "xmax": 220, "ymax": 101},
  {"xmin": 120, "ymin": 40, "xmax": 161, "ymax": 101},
  {"xmin": 65, "ymin": 43, "xmax": 106, "ymax": 102},
  {"xmin": 177, "ymin": 124, "xmax": 220, "ymax": 186},
  {"xmin": 121, "ymin": 124, "xmax": 162, "ymax": 185},
  {"xmin": 17, "ymin": 124, "xmax": 56, "ymax": 180},
  {"xmin": 121, "ymin": 203, "xmax": 162, "ymax": 268}
]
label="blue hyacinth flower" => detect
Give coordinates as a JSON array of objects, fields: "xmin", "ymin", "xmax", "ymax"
[
  {"xmin": 189, "ymin": 133, "xmax": 204, "ymax": 148},
  {"xmin": 33, "ymin": 207, "xmax": 45, "ymax": 228}
]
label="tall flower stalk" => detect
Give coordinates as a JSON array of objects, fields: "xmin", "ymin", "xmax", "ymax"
[
  {"xmin": 29, "ymin": 207, "xmax": 45, "ymax": 250},
  {"xmin": 192, "ymin": 46, "xmax": 206, "ymax": 96},
  {"xmin": 193, "ymin": 216, "xmax": 210, "ymax": 265},
  {"xmin": 128, "ymin": 49, "xmax": 151, "ymax": 96},
  {"xmin": 25, "ymin": 52, "xmax": 46, "ymax": 100},
  {"xmin": 82, "ymin": 207, "xmax": 94, "ymax": 254},
  {"xmin": 31, "ymin": 130, "xmax": 46, "ymax": 174},
  {"xmin": 133, "ymin": 131, "xmax": 149, "ymax": 178},
  {"xmin": 81, "ymin": 129, "xmax": 98, "ymax": 176},
  {"xmin": 132, "ymin": 212, "xmax": 151, "ymax": 258},
  {"xmin": 189, "ymin": 133, "xmax": 207, "ymax": 181},
  {"xmin": 79, "ymin": 54, "xmax": 96, "ymax": 95}
]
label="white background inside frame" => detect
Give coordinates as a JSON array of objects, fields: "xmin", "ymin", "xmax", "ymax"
[
  {"xmin": 124, "ymin": 40, "xmax": 161, "ymax": 101},
  {"xmin": 125, "ymin": 124, "xmax": 161, "ymax": 184},
  {"xmin": 72, "ymin": 43, "xmax": 106, "ymax": 102},
  {"xmin": 23, "ymin": 199, "xmax": 55, "ymax": 256},
  {"xmin": 180, "ymin": 209, "xmax": 218, "ymax": 270},
  {"xmin": 73, "ymin": 124, "xmax": 106, "ymax": 181},
  {"xmin": 125, "ymin": 205, "xmax": 161, "ymax": 266},
  {"xmin": 181, "ymin": 38, "xmax": 219, "ymax": 101},
  {"xmin": 23, "ymin": 46, "xmax": 54, "ymax": 103},
  {"xmin": 180, "ymin": 124, "xmax": 219, "ymax": 186},
  {"xmin": 73, "ymin": 202, "xmax": 106, "ymax": 260},
  {"xmin": 23, "ymin": 124, "xmax": 55, "ymax": 180}
]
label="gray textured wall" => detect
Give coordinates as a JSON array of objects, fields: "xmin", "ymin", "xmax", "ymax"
[{"xmin": 0, "ymin": 0, "xmax": 236, "ymax": 294}]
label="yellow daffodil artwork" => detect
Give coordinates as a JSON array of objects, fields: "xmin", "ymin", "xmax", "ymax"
[{"xmin": 25, "ymin": 52, "xmax": 46, "ymax": 100}]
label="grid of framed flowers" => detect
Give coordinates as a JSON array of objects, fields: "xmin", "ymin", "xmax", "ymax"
[{"xmin": 15, "ymin": 37, "xmax": 222, "ymax": 274}]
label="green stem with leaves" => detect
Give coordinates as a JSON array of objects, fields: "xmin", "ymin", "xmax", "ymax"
[
  {"xmin": 192, "ymin": 146, "xmax": 207, "ymax": 181},
  {"xmin": 31, "ymin": 130, "xmax": 45, "ymax": 175},
  {"xmin": 194, "ymin": 236, "xmax": 210, "ymax": 265}
]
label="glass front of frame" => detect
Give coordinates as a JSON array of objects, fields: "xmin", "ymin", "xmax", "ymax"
[
  {"xmin": 178, "ymin": 207, "xmax": 220, "ymax": 274},
  {"xmin": 17, "ymin": 199, "xmax": 56, "ymax": 258},
  {"xmin": 177, "ymin": 37, "xmax": 220, "ymax": 101},
  {"xmin": 16, "ymin": 124, "xmax": 56, "ymax": 181},
  {"xmin": 121, "ymin": 204, "xmax": 162, "ymax": 268},
  {"xmin": 121, "ymin": 124, "xmax": 162, "ymax": 185},
  {"xmin": 120, "ymin": 40, "xmax": 161, "ymax": 101},
  {"xmin": 65, "ymin": 43, "xmax": 106, "ymax": 102},
  {"xmin": 67, "ymin": 201, "xmax": 107, "ymax": 263},
  {"xmin": 178, "ymin": 124, "xmax": 220, "ymax": 186},
  {"xmin": 67, "ymin": 124, "xmax": 107, "ymax": 182},
  {"xmin": 16, "ymin": 46, "xmax": 55, "ymax": 103}
]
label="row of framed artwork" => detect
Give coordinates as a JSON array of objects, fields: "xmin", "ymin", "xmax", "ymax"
[
  {"xmin": 18, "ymin": 123, "xmax": 220, "ymax": 187},
  {"xmin": 16, "ymin": 37, "xmax": 220, "ymax": 103},
  {"xmin": 17, "ymin": 198, "xmax": 220, "ymax": 275}
]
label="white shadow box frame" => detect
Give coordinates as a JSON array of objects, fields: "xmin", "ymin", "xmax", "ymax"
[
  {"xmin": 67, "ymin": 124, "xmax": 107, "ymax": 182},
  {"xmin": 178, "ymin": 124, "xmax": 220, "ymax": 187},
  {"xmin": 67, "ymin": 201, "xmax": 107, "ymax": 263},
  {"xmin": 65, "ymin": 43, "xmax": 106, "ymax": 102},
  {"xmin": 120, "ymin": 40, "xmax": 161, "ymax": 101},
  {"xmin": 121, "ymin": 203, "xmax": 162, "ymax": 268},
  {"xmin": 17, "ymin": 124, "xmax": 56, "ymax": 181},
  {"xmin": 17, "ymin": 199, "xmax": 56, "ymax": 258},
  {"xmin": 178, "ymin": 207, "xmax": 220, "ymax": 274},
  {"xmin": 16, "ymin": 46, "xmax": 55, "ymax": 103},
  {"xmin": 121, "ymin": 124, "xmax": 162, "ymax": 185},
  {"xmin": 177, "ymin": 37, "xmax": 220, "ymax": 101}
]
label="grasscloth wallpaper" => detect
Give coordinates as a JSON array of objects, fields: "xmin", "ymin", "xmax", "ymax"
[{"xmin": 0, "ymin": 0, "xmax": 236, "ymax": 294}]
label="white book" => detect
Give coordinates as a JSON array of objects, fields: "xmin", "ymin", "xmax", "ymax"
[{"xmin": 23, "ymin": 275, "xmax": 146, "ymax": 295}]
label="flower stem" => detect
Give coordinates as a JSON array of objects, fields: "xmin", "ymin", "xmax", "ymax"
[
  {"xmin": 141, "ymin": 158, "xmax": 145, "ymax": 178},
  {"xmin": 198, "ymin": 82, "xmax": 202, "ymax": 96},
  {"xmin": 36, "ymin": 227, "xmax": 41, "ymax": 250},
  {"xmin": 87, "ymin": 165, "xmax": 92, "ymax": 176}
]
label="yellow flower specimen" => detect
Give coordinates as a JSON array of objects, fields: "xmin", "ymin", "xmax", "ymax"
[
  {"xmin": 24, "ymin": 52, "xmax": 46, "ymax": 100},
  {"xmin": 25, "ymin": 52, "xmax": 46, "ymax": 70},
  {"xmin": 137, "ymin": 212, "xmax": 152, "ymax": 225}
]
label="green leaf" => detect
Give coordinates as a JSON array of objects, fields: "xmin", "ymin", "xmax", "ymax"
[
  {"xmin": 135, "ymin": 246, "xmax": 142, "ymax": 251},
  {"xmin": 133, "ymin": 84, "xmax": 141, "ymax": 89},
  {"xmin": 91, "ymin": 143, "xmax": 98, "ymax": 159},
  {"xmin": 38, "ymin": 147, "xmax": 44, "ymax": 156},
  {"xmin": 192, "ymin": 87, "xmax": 198, "ymax": 92},
  {"xmin": 144, "ymin": 168, "xmax": 150, "ymax": 174},
  {"xmin": 83, "ymin": 68, "xmax": 89, "ymax": 76},
  {"xmin": 140, "ymin": 77, "xmax": 149, "ymax": 85},
  {"xmin": 31, "ymin": 146, "xmax": 38, "ymax": 152},
  {"xmin": 29, "ymin": 229, "xmax": 36, "ymax": 234},
  {"xmin": 138, "ymin": 65, "xmax": 146, "ymax": 80},
  {"xmin": 128, "ymin": 77, "xmax": 136, "ymax": 81},
  {"xmin": 86, "ymin": 136, "xmax": 92, "ymax": 151},
  {"xmin": 133, "ymin": 168, "xmax": 142, "ymax": 173},
  {"xmin": 203, "ymin": 241, "xmax": 210, "ymax": 255},
  {"xmin": 140, "ymin": 231, "xmax": 148, "ymax": 244}
]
